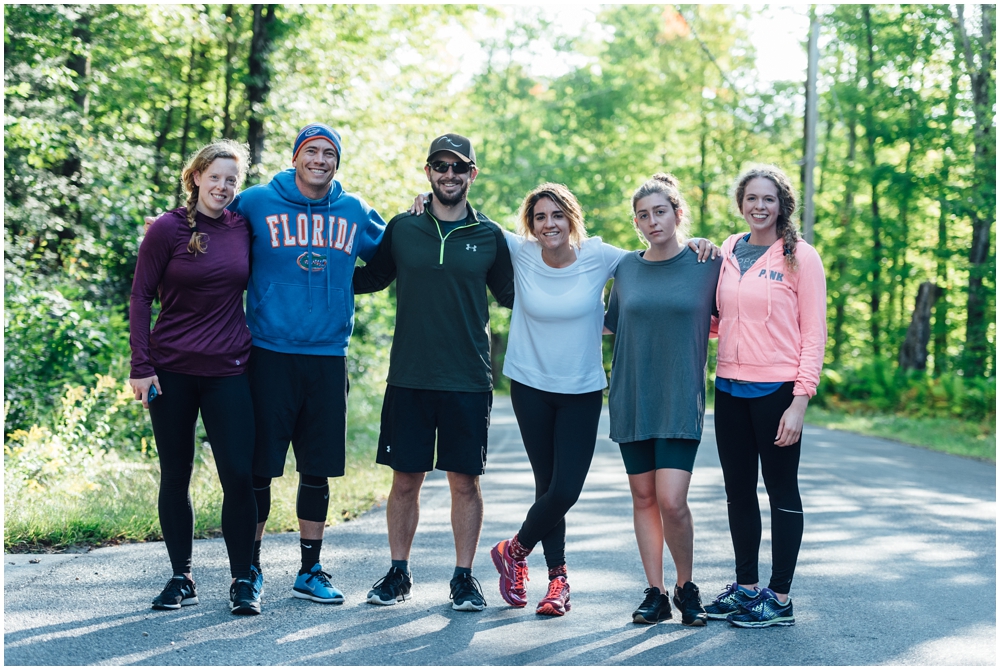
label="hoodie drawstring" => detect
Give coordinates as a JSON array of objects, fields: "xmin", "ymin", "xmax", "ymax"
[
  {"xmin": 326, "ymin": 193, "xmax": 332, "ymax": 310},
  {"xmin": 306, "ymin": 201, "xmax": 313, "ymax": 313}
]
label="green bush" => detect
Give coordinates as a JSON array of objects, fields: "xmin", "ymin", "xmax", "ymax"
[
  {"xmin": 4, "ymin": 274, "xmax": 132, "ymax": 435},
  {"xmin": 816, "ymin": 363, "xmax": 996, "ymax": 423}
]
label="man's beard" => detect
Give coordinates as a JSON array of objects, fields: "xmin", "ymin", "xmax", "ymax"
[{"xmin": 430, "ymin": 178, "xmax": 470, "ymax": 208}]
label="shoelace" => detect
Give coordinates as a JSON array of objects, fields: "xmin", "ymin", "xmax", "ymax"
[
  {"xmin": 372, "ymin": 569, "xmax": 406, "ymax": 591},
  {"xmin": 542, "ymin": 578, "xmax": 566, "ymax": 602},
  {"xmin": 452, "ymin": 573, "xmax": 487, "ymax": 606},
  {"xmin": 714, "ymin": 582, "xmax": 739, "ymax": 601},
  {"xmin": 309, "ymin": 569, "xmax": 334, "ymax": 588},
  {"xmin": 232, "ymin": 580, "xmax": 254, "ymax": 601},
  {"xmin": 638, "ymin": 587, "xmax": 660, "ymax": 609},
  {"xmin": 513, "ymin": 561, "xmax": 529, "ymax": 591},
  {"xmin": 161, "ymin": 578, "xmax": 190, "ymax": 600}
]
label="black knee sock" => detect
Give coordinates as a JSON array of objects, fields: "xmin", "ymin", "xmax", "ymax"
[{"xmin": 300, "ymin": 538, "xmax": 323, "ymax": 574}]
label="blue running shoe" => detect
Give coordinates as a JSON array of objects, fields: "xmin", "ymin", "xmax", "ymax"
[
  {"xmin": 704, "ymin": 582, "xmax": 758, "ymax": 620},
  {"xmin": 293, "ymin": 563, "xmax": 344, "ymax": 604},
  {"xmin": 727, "ymin": 588, "xmax": 795, "ymax": 628},
  {"xmin": 250, "ymin": 564, "xmax": 264, "ymax": 602}
]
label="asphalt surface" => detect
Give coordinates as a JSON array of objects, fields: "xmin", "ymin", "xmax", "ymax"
[{"xmin": 4, "ymin": 396, "xmax": 996, "ymax": 666}]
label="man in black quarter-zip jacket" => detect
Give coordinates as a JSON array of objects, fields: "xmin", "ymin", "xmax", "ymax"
[{"xmin": 353, "ymin": 133, "xmax": 514, "ymax": 612}]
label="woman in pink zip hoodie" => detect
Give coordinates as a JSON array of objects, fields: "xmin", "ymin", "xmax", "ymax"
[{"xmin": 703, "ymin": 165, "xmax": 827, "ymax": 628}]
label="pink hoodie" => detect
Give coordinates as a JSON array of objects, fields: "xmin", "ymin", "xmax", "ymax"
[{"xmin": 713, "ymin": 233, "xmax": 828, "ymax": 397}]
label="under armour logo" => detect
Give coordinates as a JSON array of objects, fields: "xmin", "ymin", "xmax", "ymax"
[
  {"xmin": 466, "ymin": 244, "xmax": 477, "ymax": 252},
  {"xmin": 386, "ymin": 445, "xmax": 391, "ymax": 453}
]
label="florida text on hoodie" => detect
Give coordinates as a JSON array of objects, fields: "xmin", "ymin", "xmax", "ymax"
[
  {"xmin": 230, "ymin": 168, "xmax": 386, "ymax": 356},
  {"xmin": 713, "ymin": 233, "xmax": 828, "ymax": 397}
]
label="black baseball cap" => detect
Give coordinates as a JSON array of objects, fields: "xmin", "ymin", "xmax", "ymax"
[{"xmin": 427, "ymin": 133, "xmax": 476, "ymax": 165}]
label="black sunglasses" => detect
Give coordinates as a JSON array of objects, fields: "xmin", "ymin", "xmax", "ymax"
[{"xmin": 428, "ymin": 160, "xmax": 473, "ymax": 174}]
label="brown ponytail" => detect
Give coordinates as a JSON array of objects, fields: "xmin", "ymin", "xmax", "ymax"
[{"xmin": 179, "ymin": 139, "xmax": 251, "ymax": 254}]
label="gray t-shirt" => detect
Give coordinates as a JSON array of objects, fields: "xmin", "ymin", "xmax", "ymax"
[
  {"xmin": 734, "ymin": 235, "xmax": 772, "ymax": 276},
  {"xmin": 604, "ymin": 248, "xmax": 721, "ymax": 443}
]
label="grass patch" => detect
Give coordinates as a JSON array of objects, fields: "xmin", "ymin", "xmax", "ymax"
[
  {"xmin": 4, "ymin": 385, "xmax": 393, "ymax": 552},
  {"xmin": 806, "ymin": 405, "xmax": 996, "ymax": 463}
]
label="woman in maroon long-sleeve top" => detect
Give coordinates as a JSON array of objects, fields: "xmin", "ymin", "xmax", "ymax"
[{"xmin": 129, "ymin": 139, "xmax": 260, "ymax": 615}]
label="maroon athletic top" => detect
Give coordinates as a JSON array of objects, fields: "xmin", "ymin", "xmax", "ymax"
[{"xmin": 129, "ymin": 207, "xmax": 252, "ymax": 378}]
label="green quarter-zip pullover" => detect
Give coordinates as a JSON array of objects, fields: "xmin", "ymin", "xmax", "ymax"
[{"xmin": 353, "ymin": 204, "xmax": 515, "ymax": 392}]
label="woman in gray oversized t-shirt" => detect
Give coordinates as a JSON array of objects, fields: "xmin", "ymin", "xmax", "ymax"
[{"xmin": 604, "ymin": 174, "xmax": 720, "ymax": 627}]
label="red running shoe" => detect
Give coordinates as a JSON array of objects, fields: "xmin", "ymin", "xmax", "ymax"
[
  {"xmin": 536, "ymin": 575, "xmax": 571, "ymax": 616},
  {"xmin": 491, "ymin": 539, "xmax": 528, "ymax": 607}
]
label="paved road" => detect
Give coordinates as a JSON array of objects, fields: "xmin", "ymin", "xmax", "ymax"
[{"xmin": 4, "ymin": 396, "xmax": 996, "ymax": 665}]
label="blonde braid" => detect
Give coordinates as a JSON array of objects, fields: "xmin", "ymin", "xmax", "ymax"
[{"xmin": 184, "ymin": 188, "xmax": 208, "ymax": 254}]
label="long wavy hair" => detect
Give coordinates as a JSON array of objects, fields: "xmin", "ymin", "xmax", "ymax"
[
  {"xmin": 179, "ymin": 140, "xmax": 250, "ymax": 254},
  {"xmin": 630, "ymin": 172, "xmax": 691, "ymax": 245},
  {"xmin": 732, "ymin": 164, "xmax": 799, "ymax": 270},
  {"xmin": 517, "ymin": 182, "xmax": 588, "ymax": 249}
]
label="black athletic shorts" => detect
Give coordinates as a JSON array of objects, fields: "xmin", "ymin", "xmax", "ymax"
[
  {"xmin": 376, "ymin": 385, "xmax": 492, "ymax": 476},
  {"xmin": 248, "ymin": 346, "xmax": 348, "ymax": 478},
  {"xmin": 619, "ymin": 438, "xmax": 700, "ymax": 475}
]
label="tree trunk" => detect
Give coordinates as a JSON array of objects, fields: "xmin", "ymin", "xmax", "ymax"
[
  {"xmin": 800, "ymin": 7, "xmax": 820, "ymax": 244},
  {"xmin": 954, "ymin": 5, "xmax": 997, "ymax": 378},
  {"xmin": 831, "ymin": 93, "xmax": 858, "ymax": 366},
  {"xmin": 151, "ymin": 106, "xmax": 175, "ymax": 195},
  {"xmin": 933, "ymin": 44, "xmax": 963, "ymax": 376},
  {"xmin": 175, "ymin": 37, "xmax": 200, "ymax": 207},
  {"xmin": 222, "ymin": 4, "xmax": 236, "ymax": 139},
  {"xmin": 862, "ymin": 7, "xmax": 883, "ymax": 358},
  {"xmin": 247, "ymin": 4, "xmax": 277, "ymax": 180},
  {"xmin": 898, "ymin": 282, "xmax": 941, "ymax": 372}
]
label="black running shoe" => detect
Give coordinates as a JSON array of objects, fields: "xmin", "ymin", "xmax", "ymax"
[
  {"xmin": 230, "ymin": 578, "xmax": 262, "ymax": 615},
  {"xmin": 449, "ymin": 573, "xmax": 487, "ymax": 611},
  {"xmin": 672, "ymin": 581, "xmax": 708, "ymax": 626},
  {"xmin": 367, "ymin": 566, "xmax": 412, "ymax": 606},
  {"xmin": 632, "ymin": 587, "xmax": 672, "ymax": 624},
  {"xmin": 152, "ymin": 575, "xmax": 198, "ymax": 610}
]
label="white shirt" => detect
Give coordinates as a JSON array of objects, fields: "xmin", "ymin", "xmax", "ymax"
[{"xmin": 503, "ymin": 233, "xmax": 627, "ymax": 393}]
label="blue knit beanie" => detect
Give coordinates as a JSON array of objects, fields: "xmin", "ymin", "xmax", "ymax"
[{"xmin": 292, "ymin": 123, "xmax": 342, "ymax": 168}]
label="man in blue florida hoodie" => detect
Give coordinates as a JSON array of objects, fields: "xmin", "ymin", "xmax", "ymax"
[{"xmin": 229, "ymin": 124, "xmax": 385, "ymax": 606}]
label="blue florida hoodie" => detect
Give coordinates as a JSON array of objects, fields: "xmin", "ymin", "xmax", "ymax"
[{"xmin": 230, "ymin": 168, "xmax": 385, "ymax": 356}]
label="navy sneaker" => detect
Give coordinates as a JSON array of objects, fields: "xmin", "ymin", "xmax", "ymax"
[
  {"xmin": 449, "ymin": 573, "xmax": 487, "ymax": 611},
  {"xmin": 727, "ymin": 588, "xmax": 795, "ymax": 628},
  {"xmin": 704, "ymin": 582, "xmax": 759, "ymax": 620},
  {"xmin": 249, "ymin": 564, "xmax": 264, "ymax": 602},
  {"xmin": 230, "ymin": 578, "xmax": 262, "ymax": 615},
  {"xmin": 632, "ymin": 587, "xmax": 672, "ymax": 624},
  {"xmin": 367, "ymin": 566, "xmax": 413, "ymax": 606},
  {"xmin": 672, "ymin": 581, "xmax": 708, "ymax": 626},
  {"xmin": 152, "ymin": 575, "xmax": 198, "ymax": 610},
  {"xmin": 293, "ymin": 563, "xmax": 344, "ymax": 604}
]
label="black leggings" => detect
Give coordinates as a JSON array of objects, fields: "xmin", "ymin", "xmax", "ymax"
[
  {"xmin": 148, "ymin": 369, "xmax": 256, "ymax": 581},
  {"xmin": 714, "ymin": 382, "xmax": 802, "ymax": 594},
  {"xmin": 509, "ymin": 380, "xmax": 603, "ymax": 569}
]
